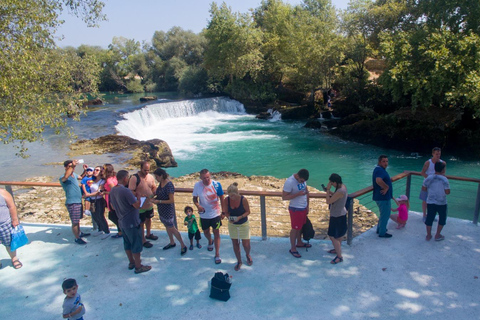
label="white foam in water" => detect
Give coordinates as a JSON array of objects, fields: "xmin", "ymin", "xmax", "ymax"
[{"xmin": 115, "ymin": 97, "xmax": 277, "ymax": 158}]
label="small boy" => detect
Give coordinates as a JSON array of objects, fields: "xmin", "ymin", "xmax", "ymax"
[
  {"xmin": 184, "ymin": 206, "xmax": 202, "ymax": 250},
  {"xmin": 81, "ymin": 167, "xmax": 94, "ymax": 217},
  {"xmin": 62, "ymin": 278, "xmax": 85, "ymax": 320},
  {"xmin": 422, "ymin": 161, "xmax": 450, "ymax": 241}
]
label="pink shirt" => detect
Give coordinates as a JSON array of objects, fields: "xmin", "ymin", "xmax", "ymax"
[
  {"xmin": 398, "ymin": 203, "xmax": 408, "ymax": 221},
  {"xmin": 105, "ymin": 176, "xmax": 118, "ymax": 210}
]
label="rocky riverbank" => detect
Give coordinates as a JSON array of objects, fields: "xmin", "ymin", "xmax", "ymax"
[{"xmin": 13, "ymin": 173, "xmax": 378, "ymax": 240}]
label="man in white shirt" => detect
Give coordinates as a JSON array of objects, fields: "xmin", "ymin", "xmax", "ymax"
[
  {"xmin": 193, "ymin": 169, "xmax": 225, "ymax": 264},
  {"xmin": 282, "ymin": 169, "xmax": 310, "ymax": 258}
]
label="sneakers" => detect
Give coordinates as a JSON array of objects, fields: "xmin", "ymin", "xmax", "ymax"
[
  {"xmin": 143, "ymin": 241, "xmax": 153, "ymax": 248},
  {"xmin": 101, "ymin": 233, "xmax": 111, "ymax": 240},
  {"xmin": 378, "ymin": 233, "xmax": 393, "ymax": 238},
  {"xmin": 79, "ymin": 232, "xmax": 90, "ymax": 237},
  {"xmin": 75, "ymin": 238, "xmax": 87, "ymax": 245},
  {"xmin": 146, "ymin": 234, "xmax": 158, "ymax": 240},
  {"xmin": 93, "ymin": 231, "xmax": 104, "ymax": 237}
]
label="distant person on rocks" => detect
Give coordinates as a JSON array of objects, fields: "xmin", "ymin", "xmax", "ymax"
[
  {"xmin": 422, "ymin": 161, "xmax": 450, "ymax": 241},
  {"xmin": 60, "ymin": 160, "xmax": 91, "ymax": 245},
  {"xmin": 282, "ymin": 168, "xmax": 310, "ymax": 258},
  {"xmin": 223, "ymin": 182, "xmax": 253, "ymax": 271},
  {"xmin": 372, "ymin": 155, "xmax": 393, "ymax": 238},
  {"xmin": 103, "ymin": 164, "xmax": 122, "ymax": 238},
  {"xmin": 325, "ymin": 173, "xmax": 347, "ymax": 264},
  {"xmin": 110, "ymin": 170, "xmax": 151, "ymax": 274},
  {"xmin": 0, "ymin": 188, "xmax": 23, "ymax": 269},
  {"xmin": 420, "ymin": 147, "xmax": 446, "ymax": 222},
  {"xmin": 62, "ymin": 278, "xmax": 85, "ymax": 320},
  {"xmin": 193, "ymin": 169, "xmax": 225, "ymax": 264},
  {"xmin": 151, "ymin": 168, "xmax": 187, "ymax": 255},
  {"xmin": 183, "ymin": 206, "xmax": 202, "ymax": 250},
  {"xmin": 129, "ymin": 161, "xmax": 157, "ymax": 248},
  {"xmin": 390, "ymin": 195, "xmax": 409, "ymax": 229}
]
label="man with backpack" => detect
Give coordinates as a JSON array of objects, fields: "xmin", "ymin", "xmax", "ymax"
[
  {"xmin": 128, "ymin": 161, "xmax": 157, "ymax": 248},
  {"xmin": 282, "ymin": 169, "xmax": 311, "ymax": 258}
]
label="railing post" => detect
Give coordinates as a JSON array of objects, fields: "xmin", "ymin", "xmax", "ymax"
[
  {"xmin": 347, "ymin": 197, "xmax": 353, "ymax": 245},
  {"xmin": 405, "ymin": 174, "xmax": 411, "ymax": 200},
  {"xmin": 473, "ymin": 184, "xmax": 480, "ymax": 225},
  {"xmin": 260, "ymin": 195, "xmax": 267, "ymax": 240}
]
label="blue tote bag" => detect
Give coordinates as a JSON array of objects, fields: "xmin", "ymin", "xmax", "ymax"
[{"xmin": 10, "ymin": 225, "xmax": 28, "ymax": 251}]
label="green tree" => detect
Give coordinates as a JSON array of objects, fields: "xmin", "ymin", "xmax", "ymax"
[
  {"xmin": 204, "ymin": 2, "xmax": 264, "ymax": 85},
  {"xmin": 0, "ymin": 0, "xmax": 105, "ymax": 155}
]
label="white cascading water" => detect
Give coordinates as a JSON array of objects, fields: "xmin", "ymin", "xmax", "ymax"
[{"xmin": 115, "ymin": 97, "xmax": 276, "ymax": 158}]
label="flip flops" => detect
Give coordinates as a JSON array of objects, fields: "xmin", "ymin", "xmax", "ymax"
[
  {"xmin": 296, "ymin": 242, "xmax": 312, "ymax": 248},
  {"xmin": 289, "ymin": 250, "xmax": 301, "ymax": 258},
  {"xmin": 181, "ymin": 246, "xmax": 187, "ymax": 255},
  {"xmin": 128, "ymin": 263, "xmax": 135, "ymax": 270},
  {"xmin": 234, "ymin": 262, "xmax": 242, "ymax": 271},
  {"xmin": 246, "ymin": 255, "xmax": 253, "ymax": 266},
  {"xmin": 163, "ymin": 243, "xmax": 176, "ymax": 250},
  {"xmin": 435, "ymin": 235, "xmax": 445, "ymax": 241},
  {"xmin": 327, "ymin": 249, "xmax": 337, "ymax": 254}
]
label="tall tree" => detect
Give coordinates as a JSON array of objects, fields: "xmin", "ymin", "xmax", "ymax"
[
  {"xmin": 0, "ymin": 0, "xmax": 105, "ymax": 156},
  {"xmin": 204, "ymin": 2, "xmax": 264, "ymax": 84}
]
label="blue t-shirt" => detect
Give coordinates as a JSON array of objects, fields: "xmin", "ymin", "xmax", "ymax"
[
  {"xmin": 372, "ymin": 166, "xmax": 393, "ymax": 201},
  {"xmin": 60, "ymin": 173, "xmax": 82, "ymax": 205},
  {"xmin": 81, "ymin": 176, "xmax": 93, "ymax": 195}
]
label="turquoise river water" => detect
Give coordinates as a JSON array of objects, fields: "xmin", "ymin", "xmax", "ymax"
[{"xmin": 1, "ymin": 94, "xmax": 479, "ymax": 220}]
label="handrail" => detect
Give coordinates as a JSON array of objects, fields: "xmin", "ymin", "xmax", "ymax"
[{"xmin": 2, "ymin": 169, "xmax": 480, "ymax": 243}]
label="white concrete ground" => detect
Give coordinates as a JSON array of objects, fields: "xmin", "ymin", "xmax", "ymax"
[{"xmin": 1, "ymin": 212, "xmax": 480, "ymax": 320}]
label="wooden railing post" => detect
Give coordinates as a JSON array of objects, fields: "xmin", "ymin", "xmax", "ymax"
[
  {"xmin": 347, "ymin": 197, "xmax": 353, "ymax": 245},
  {"xmin": 473, "ymin": 184, "xmax": 480, "ymax": 225},
  {"xmin": 405, "ymin": 174, "xmax": 411, "ymax": 200},
  {"xmin": 260, "ymin": 195, "xmax": 267, "ymax": 240}
]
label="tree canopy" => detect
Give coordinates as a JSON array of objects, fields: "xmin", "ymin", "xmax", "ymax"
[{"xmin": 0, "ymin": 0, "xmax": 105, "ymax": 156}]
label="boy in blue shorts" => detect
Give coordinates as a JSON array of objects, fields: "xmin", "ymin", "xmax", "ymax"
[{"xmin": 184, "ymin": 206, "xmax": 202, "ymax": 250}]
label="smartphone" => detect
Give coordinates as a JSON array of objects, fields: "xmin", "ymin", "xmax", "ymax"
[{"xmin": 321, "ymin": 184, "xmax": 327, "ymax": 192}]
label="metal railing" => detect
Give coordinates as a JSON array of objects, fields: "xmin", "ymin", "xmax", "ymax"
[{"xmin": 2, "ymin": 170, "xmax": 480, "ymax": 245}]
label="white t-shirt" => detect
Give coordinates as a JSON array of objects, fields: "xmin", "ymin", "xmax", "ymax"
[
  {"xmin": 283, "ymin": 174, "xmax": 308, "ymax": 209},
  {"xmin": 192, "ymin": 180, "xmax": 224, "ymax": 219}
]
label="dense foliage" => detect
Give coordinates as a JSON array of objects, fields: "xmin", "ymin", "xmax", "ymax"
[{"xmin": 2, "ymin": 0, "xmax": 480, "ymax": 155}]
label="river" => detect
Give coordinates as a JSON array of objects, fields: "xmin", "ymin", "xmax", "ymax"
[{"xmin": 1, "ymin": 93, "xmax": 479, "ymax": 219}]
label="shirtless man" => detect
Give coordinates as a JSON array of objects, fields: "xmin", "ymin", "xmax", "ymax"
[
  {"xmin": 129, "ymin": 161, "xmax": 157, "ymax": 248},
  {"xmin": 419, "ymin": 147, "xmax": 446, "ymax": 222}
]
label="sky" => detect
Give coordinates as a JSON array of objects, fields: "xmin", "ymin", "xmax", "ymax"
[{"xmin": 56, "ymin": 0, "xmax": 350, "ymax": 48}]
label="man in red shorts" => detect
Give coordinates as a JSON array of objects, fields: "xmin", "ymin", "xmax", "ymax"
[{"xmin": 282, "ymin": 169, "xmax": 310, "ymax": 258}]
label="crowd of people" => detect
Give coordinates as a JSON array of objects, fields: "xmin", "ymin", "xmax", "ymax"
[{"xmin": 0, "ymin": 148, "xmax": 450, "ymax": 276}]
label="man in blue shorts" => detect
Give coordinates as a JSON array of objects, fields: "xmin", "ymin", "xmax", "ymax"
[
  {"xmin": 372, "ymin": 155, "xmax": 393, "ymax": 238},
  {"xmin": 193, "ymin": 169, "xmax": 225, "ymax": 264},
  {"xmin": 60, "ymin": 160, "xmax": 91, "ymax": 244}
]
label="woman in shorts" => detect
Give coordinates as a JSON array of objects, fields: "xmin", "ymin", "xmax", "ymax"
[
  {"xmin": 0, "ymin": 188, "xmax": 22, "ymax": 269},
  {"xmin": 151, "ymin": 168, "xmax": 187, "ymax": 255},
  {"xmin": 223, "ymin": 182, "xmax": 252, "ymax": 271},
  {"xmin": 325, "ymin": 173, "xmax": 348, "ymax": 264}
]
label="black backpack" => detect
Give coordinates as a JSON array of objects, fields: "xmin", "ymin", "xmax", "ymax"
[
  {"xmin": 302, "ymin": 216, "xmax": 315, "ymax": 249},
  {"xmin": 209, "ymin": 272, "xmax": 232, "ymax": 302}
]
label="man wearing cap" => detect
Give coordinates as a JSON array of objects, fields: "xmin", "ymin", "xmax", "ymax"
[
  {"xmin": 60, "ymin": 160, "xmax": 91, "ymax": 244},
  {"xmin": 372, "ymin": 155, "xmax": 393, "ymax": 238}
]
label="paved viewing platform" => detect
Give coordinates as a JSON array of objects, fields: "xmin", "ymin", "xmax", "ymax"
[{"xmin": 1, "ymin": 212, "xmax": 479, "ymax": 319}]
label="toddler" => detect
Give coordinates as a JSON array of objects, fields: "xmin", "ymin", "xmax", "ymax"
[
  {"xmin": 184, "ymin": 206, "xmax": 202, "ymax": 250},
  {"xmin": 390, "ymin": 195, "xmax": 409, "ymax": 229},
  {"xmin": 81, "ymin": 167, "xmax": 94, "ymax": 217},
  {"xmin": 62, "ymin": 278, "xmax": 85, "ymax": 320}
]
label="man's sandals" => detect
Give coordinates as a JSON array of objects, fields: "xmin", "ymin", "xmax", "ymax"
[
  {"xmin": 289, "ymin": 250, "xmax": 301, "ymax": 258},
  {"xmin": 12, "ymin": 259, "xmax": 23, "ymax": 269},
  {"xmin": 330, "ymin": 256, "xmax": 343, "ymax": 264}
]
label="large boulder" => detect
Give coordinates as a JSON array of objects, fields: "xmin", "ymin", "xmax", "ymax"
[{"xmin": 70, "ymin": 134, "xmax": 177, "ymax": 168}]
